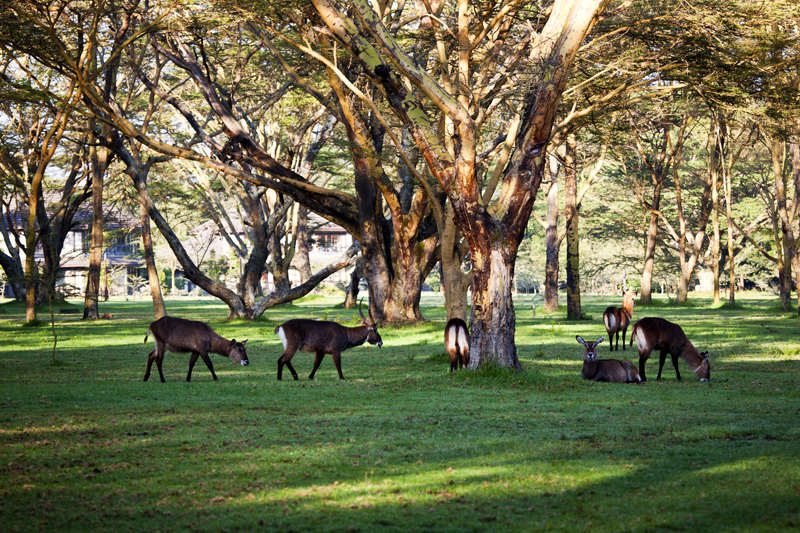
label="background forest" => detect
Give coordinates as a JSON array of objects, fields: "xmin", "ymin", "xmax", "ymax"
[{"xmin": 0, "ymin": 0, "xmax": 799, "ymax": 366}]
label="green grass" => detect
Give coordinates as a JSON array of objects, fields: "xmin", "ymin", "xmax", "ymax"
[{"xmin": 1, "ymin": 292, "xmax": 799, "ymax": 532}]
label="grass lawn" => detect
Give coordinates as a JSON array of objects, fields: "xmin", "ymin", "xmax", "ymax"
[{"xmin": 1, "ymin": 292, "xmax": 799, "ymax": 532}]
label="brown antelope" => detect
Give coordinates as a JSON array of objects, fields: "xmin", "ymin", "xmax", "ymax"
[
  {"xmin": 143, "ymin": 316, "xmax": 249, "ymax": 382},
  {"xmin": 274, "ymin": 300, "xmax": 382, "ymax": 380},
  {"xmin": 603, "ymin": 291, "xmax": 636, "ymax": 351},
  {"xmin": 576, "ymin": 336, "xmax": 642, "ymax": 383},
  {"xmin": 629, "ymin": 317, "xmax": 711, "ymax": 381},
  {"xmin": 444, "ymin": 318, "xmax": 470, "ymax": 372}
]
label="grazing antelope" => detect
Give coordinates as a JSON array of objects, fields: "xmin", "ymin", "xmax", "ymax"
[
  {"xmin": 630, "ymin": 317, "xmax": 711, "ymax": 381},
  {"xmin": 274, "ymin": 300, "xmax": 383, "ymax": 380},
  {"xmin": 603, "ymin": 291, "xmax": 636, "ymax": 351},
  {"xmin": 444, "ymin": 318, "xmax": 470, "ymax": 372},
  {"xmin": 143, "ymin": 316, "xmax": 249, "ymax": 382},
  {"xmin": 576, "ymin": 336, "xmax": 642, "ymax": 383}
]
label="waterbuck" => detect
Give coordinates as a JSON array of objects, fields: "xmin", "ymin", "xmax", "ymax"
[
  {"xmin": 603, "ymin": 291, "xmax": 636, "ymax": 351},
  {"xmin": 629, "ymin": 317, "xmax": 711, "ymax": 381},
  {"xmin": 143, "ymin": 316, "xmax": 249, "ymax": 382},
  {"xmin": 274, "ymin": 300, "xmax": 382, "ymax": 380},
  {"xmin": 444, "ymin": 317, "xmax": 470, "ymax": 372},
  {"xmin": 576, "ymin": 336, "xmax": 641, "ymax": 383}
]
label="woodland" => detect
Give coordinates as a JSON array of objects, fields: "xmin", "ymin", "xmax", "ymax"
[{"xmin": 0, "ymin": 0, "xmax": 799, "ymax": 372}]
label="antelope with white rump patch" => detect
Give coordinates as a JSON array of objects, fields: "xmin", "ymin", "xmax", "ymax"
[
  {"xmin": 143, "ymin": 316, "xmax": 249, "ymax": 382},
  {"xmin": 576, "ymin": 336, "xmax": 641, "ymax": 383},
  {"xmin": 444, "ymin": 318, "xmax": 470, "ymax": 372},
  {"xmin": 630, "ymin": 317, "xmax": 710, "ymax": 381},
  {"xmin": 274, "ymin": 300, "xmax": 383, "ymax": 380},
  {"xmin": 603, "ymin": 291, "xmax": 635, "ymax": 351}
]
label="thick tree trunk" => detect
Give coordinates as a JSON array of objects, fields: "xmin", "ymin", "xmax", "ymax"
[
  {"xmin": 468, "ymin": 245, "xmax": 520, "ymax": 371},
  {"xmin": 543, "ymin": 154, "xmax": 560, "ymax": 312},
  {"xmin": 441, "ymin": 204, "xmax": 471, "ymax": 321},
  {"xmin": 141, "ymin": 204, "xmax": 166, "ymax": 319},
  {"xmin": 564, "ymin": 133, "xmax": 581, "ymax": 319}
]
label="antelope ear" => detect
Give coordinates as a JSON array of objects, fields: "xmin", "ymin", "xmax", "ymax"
[
  {"xmin": 241, "ymin": 339, "xmax": 248, "ymax": 345},
  {"xmin": 576, "ymin": 335, "xmax": 587, "ymax": 346},
  {"xmin": 596, "ymin": 337, "xmax": 604, "ymax": 345}
]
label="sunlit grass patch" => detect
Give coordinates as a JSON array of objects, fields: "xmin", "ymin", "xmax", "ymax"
[{"xmin": 1, "ymin": 293, "xmax": 799, "ymax": 532}]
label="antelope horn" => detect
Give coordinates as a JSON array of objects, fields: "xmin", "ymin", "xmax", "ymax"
[{"xmin": 358, "ymin": 298, "xmax": 366, "ymax": 321}]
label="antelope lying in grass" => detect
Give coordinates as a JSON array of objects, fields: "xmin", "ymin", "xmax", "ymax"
[
  {"xmin": 274, "ymin": 300, "xmax": 382, "ymax": 380},
  {"xmin": 576, "ymin": 336, "xmax": 641, "ymax": 383},
  {"xmin": 143, "ymin": 316, "xmax": 249, "ymax": 382},
  {"xmin": 630, "ymin": 317, "xmax": 711, "ymax": 381}
]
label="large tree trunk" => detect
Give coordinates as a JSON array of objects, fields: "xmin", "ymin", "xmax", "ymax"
[
  {"xmin": 564, "ymin": 133, "xmax": 581, "ymax": 319},
  {"xmin": 440, "ymin": 205, "xmax": 472, "ymax": 321},
  {"xmin": 468, "ymin": 244, "xmax": 521, "ymax": 371},
  {"xmin": 543, "ymin": 153, "xmax": 560, "ymax": 312},
  {"xmin": 141, "ymin": 203, "xmax": 166, "ymax": 319},
  {"xmin": 331, "ymin": 71, "xmax": 436, "ymax": 324}
]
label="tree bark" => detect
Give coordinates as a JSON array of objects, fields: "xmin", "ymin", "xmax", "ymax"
[
  {"xmin": 84, "ymin": 132, "xmax": 110, "ymax": 320},
  {"xmin": 564, "ymin": 133, "xmax": 581, "ymax": 319},
  {"xmin": 768, "ymin": 133, "xmax": 799, "ymax": 312},
  {"xmin": 25, "ymin": 84, "xmax": 78, "ymax": 322},
  {"xmin": 141, "ymin": 203, "xmax": 166, "ymax": 319},
  {"xmin": 440, "ymin": 204, "xmax": 471, "ymax": 321},
  {"xmin": 543, "ymin": 153, "xmax": 560, "ymax": 312},
  {"xmin": 711, "ymin": 122, "xmax": 722, "ymax": 306},
  {"xmin": 790, "ymin": 136, "xmax": 800, "ymax": 315},
  {"xmin": 291, "ymin": 205, "xmax": 313, "ymax": 283},
  {"xmin": 343, "ymin": 259, "xmax": 362, "ymax": 309},
  {"xmin": 640, "ymin": 184, "xmax": 662, "ymax": 305},
  {"xmin": 469, "ymin": 244, "xmax": 521, "ymax": 371},
  {"xmin": 0, "ymin": 251, "xmax": 25, "ymax": 301}
]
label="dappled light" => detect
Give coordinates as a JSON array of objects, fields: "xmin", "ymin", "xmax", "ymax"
[{"xmin": 1, "ymin": 294, "xmax": 799, "ymax": 530}]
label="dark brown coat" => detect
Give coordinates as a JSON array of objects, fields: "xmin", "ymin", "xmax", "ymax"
[
  {"xmin": 274, "ymin": 301, "xmax": 382, "ymax": 380},
  {"xmin": 630, "ymin": 317, "xmax": 711, "ymax": 381},
  {"xmin": 576, "ymin": 336, "xmax": 641, "ymax": 383},
  {"xmin": 144, "ymin": 316, "xmax": 249, "ymax": 382},
  {"xmin": 603, "ymin": 291, "xmax": 636, "ymax": 351}
]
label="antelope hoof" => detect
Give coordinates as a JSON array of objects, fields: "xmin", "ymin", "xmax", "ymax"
[{"xmin": 700, "ymin": 378, "xmax": 709, "ymax": 382}]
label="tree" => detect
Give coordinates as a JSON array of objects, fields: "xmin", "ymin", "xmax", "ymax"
[{"xmin": 298, "ymin": 0, "xmax": 612, "ymax": 368}]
